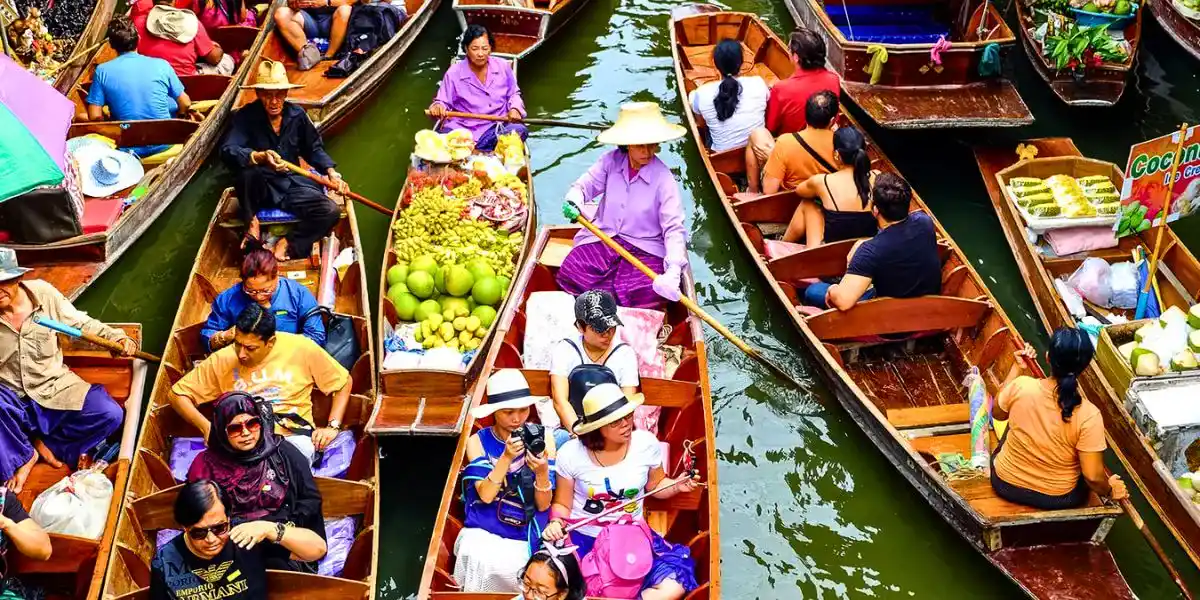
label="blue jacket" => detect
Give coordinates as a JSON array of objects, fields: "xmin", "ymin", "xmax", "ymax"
[{"xmin": 201, "ymin": 278, "xmax": 325, "ymax": 351}]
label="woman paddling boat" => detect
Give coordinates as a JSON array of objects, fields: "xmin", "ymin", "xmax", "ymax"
[{"xmin": 427, "ymin": 24, "xmax": 528, "ymax": 152}]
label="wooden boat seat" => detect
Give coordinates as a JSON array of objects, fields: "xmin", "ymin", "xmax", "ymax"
[
  {"xmin": 887, "ymin": 403, "xmax": 970, "ymax": 429},
  {"xmin": 209, "ymin": 25, "xmax": 261, "ymax": 53},
  {"xmin": 806, "ymin": 296, "xmax": 990, "ymax": 341}
]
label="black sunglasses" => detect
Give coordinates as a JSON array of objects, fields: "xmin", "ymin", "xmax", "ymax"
[
  {"xmin": 187, "ymin": 521, "xmax": 231, "ymax": 541},
  {"xmin": 225, "ymin": 417, "xmax": 263, "ymax": 436}
]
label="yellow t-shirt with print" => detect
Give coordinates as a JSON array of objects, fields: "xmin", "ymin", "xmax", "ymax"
[{"xmin": 172, "ymin": 332, "xmax": 349, "ymax": 431}]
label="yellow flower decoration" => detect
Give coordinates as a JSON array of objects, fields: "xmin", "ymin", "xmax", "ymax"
[{"xmin": 1016, "ymin": 143, "xmax": 1039, "ymax": 162}]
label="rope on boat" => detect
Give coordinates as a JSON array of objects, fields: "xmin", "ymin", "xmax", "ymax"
[
  {"xmin": 840, "ymin": 0, "xmax": 856, "ymax": 41},
  {"xmin": 978, "ymin": 43, "xmax": 1001, "ymax": 77},
  {"xmin": 864, "ymin": 45, "xmax": 888, "ymax": 84}
]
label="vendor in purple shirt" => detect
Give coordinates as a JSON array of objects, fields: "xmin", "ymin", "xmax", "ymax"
[
  {"xmin": 558, "ymin": 102, "xmax": 690, "ymax": 309},
  {"xmin": 426, "ymin": 24, "xmax": 527, "ymax": 152}
]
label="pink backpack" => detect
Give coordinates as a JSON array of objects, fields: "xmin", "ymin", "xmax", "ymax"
[{"xmin": 580, "ymin": 515, "xmax": 655, "ymax": 599}]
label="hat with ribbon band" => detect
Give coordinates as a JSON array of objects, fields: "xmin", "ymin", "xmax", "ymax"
[
  {"xmin": 572, "ymin": 383, "xmax": 644, "ymax": 435},
  {"xmin": 472, "ymin": 369, "xmax": 546, "ymax": 419}
]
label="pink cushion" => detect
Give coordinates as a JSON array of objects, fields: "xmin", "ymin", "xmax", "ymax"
[
  {"xmin": 763, "ymin": 239, "xmax": 806, "ymax": 260},
  {"xmin": 1043, "ymin": 225, "xmax": 1118, "ymax": 256},
  {"xmin": 80, "ymin": 198, "xmax": 124, "ymax": 235}
]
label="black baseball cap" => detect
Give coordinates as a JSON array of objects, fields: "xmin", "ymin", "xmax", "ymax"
[{"xmin": 574, "ymin": 290, "xmax": 623, "ymax": 333}]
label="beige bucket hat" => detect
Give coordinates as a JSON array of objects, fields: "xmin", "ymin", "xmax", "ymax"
[
  {"xmin": 146, "ymin": 6, "xmax": 199, "ymax": 44},
  {"xmin": 596, "ymin": 102, "xmax": 687, "ymax": 146},
  {"xmin": 241, "ymin": 59, "xmax": 304, "ymax": 90},
  {"xmin": 572, "ymin": 383, "xmax": 644, "ymax": 435}
]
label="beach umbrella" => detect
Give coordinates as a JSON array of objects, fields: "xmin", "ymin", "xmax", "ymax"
[{"xmin": 0, "ymin": 53, "xmax": 75, "ymax": 203}]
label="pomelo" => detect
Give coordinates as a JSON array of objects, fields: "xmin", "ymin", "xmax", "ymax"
[
  {"xmin": 386, "ymin": 283, "xmax": 409, "ymax": 304},
  {"xmin": 386, "ymin": 263, "xmax": 409, "ymax": 287},
  {"xmin": 410, "ymin": 255, "xmax": 438, "ymax": 275},
  {"xmin": 407, "ymin": 270, "xmax": 436, "ymax": 299},
  {"xmin": 496, "ymin": 275, "xmax": 512, "ymax": 299},
  {"xmin": 414, "ymin": 299, "xmax": 442, "ymax": 322},
  {"xmin": 445, "ymin": 265, "xmax": 475, "ymax": 297},
  {"xmin": 391, "ymin": 291, "xmax": 419, "ymax": 322},
  {"xmin": 466, "ymin": 259, "xmax": 496, "ymax": 282},
  {"xmin": 472, "ymin": 276, "xmax": 503, "ymax": 307},
  {"xmin": 434, "ymin": 266, "xmax": 447, "ymax": 294},
  {"xmin": 472, "ymin": 305, "xmax": 498, "ymax": 328}
]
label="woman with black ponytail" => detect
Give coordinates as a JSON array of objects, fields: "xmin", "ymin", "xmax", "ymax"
[
  {"xmin": 991, "ymin": 328, "xmax": 1128, "ymax": 510},
  {"xmin": 686, "ymin": 39, "xmax": 769, "ymax": 152},
  {"xmin": 782, "ymin": 125, "xmax": 878, "ymax": 246}
]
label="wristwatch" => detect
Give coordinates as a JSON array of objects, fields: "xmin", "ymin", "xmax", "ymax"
[{"xmin": 328, "ymin": 419, "xmax": 342, "ymax": 431}]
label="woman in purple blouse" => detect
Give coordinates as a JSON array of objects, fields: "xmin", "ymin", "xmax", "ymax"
[
  {"xmin": 557, "ymin": 102, "xmax": 690, "ymax": 309},
  {"xmin": 427, "ymin": 24, "xmax": 528, "ymax": 152}
]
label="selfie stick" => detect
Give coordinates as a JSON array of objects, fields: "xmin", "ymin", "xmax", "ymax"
[{"xmin": 561, "ymin": 473, "xmax": 703, "ymax": 535}]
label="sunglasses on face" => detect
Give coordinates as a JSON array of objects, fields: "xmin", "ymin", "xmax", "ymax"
[
  {"xmin": 225, "ymin": 417, "xmax": 262, "ymax": 436},
  {"xmin": 187, "ymin": 521, "xmax": 231, "ymax": 541}
]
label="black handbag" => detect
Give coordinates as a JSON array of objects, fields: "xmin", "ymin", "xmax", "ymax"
[{"xmin": 303, "ymin": 306, "xmax": 361, "ymax": 371}]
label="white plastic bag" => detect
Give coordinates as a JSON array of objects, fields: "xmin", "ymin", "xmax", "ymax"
[
  {"xmin": 30, "ymin": 465, "xmax": 113, "ymax": 540},
  {"xmin": 1109, "ymin": 262, "xmax": 1138, "ymax": 309},
  {"xmin": 1054, "ymin": 278, "xmax": 1086, "ymax": 319},
  {"xmin": 1067, "ymin": 257, "xmax": 1113, "ymax": 307}
]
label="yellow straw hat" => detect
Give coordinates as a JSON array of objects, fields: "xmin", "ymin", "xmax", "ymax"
[
  {"xmin": 596, "ymin": 102, "xmax": 687, "ymax": 146},
  {"xmin": 572, "ymin": 383, "xmax": 644, "ymax": 435},
  {"xmin": 241, "ymin": 59, "xmax": 304, "ymax": 90}
]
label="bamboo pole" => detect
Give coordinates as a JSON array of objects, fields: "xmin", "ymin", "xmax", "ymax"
[{"xmin": 1137, "ymin": 123, "xmax": 1190, "ymax": 319}]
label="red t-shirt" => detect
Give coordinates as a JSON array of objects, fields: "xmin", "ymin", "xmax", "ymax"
[
  {"xmin": 132, "ymin": 0, "xmax": 215, "ymax": 76},
  {"xmin": 765, "ymin": 67, "xmax": 841, "ymax": 135}
]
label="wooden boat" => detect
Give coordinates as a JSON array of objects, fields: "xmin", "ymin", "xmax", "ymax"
[
  {"xmin": 416, "ymin": 225, "xmax": 722, "ymax": 599},
  {"xmin": 672, "ymin": 8, "xmax": 1134, "ymax": 598},
  {"xmin": 451, "ymin": 0, "xmax": 593, "ymax": 60},
  {"xmin": 7, "ymin": 15, "xmax": 276, "ymax": 301},
  {"xmin": 975, "ymin": 137, "xmax": 1200, "ymax": 571},
  {"xmin": 97, "ymin": 190, "xmax": 381, "ymax": 599},
  {"xmin": 780, "ymin": 0, "xmax": 1032, "ymax": 128},
  {"xmin": 234, "ymin": 0, "xmax": 440, "ymax": 134},
  {"xmin": 370, "ymin": 161, "xmax": 537, "ymax": 436},
  {"xmin": 1151, "ymin": 0, "xmax": 1200, "ymax": 61},
  {"xmin": 8, "ymin": 324, "xmax": 147, "ymax": 600},
  {"xmin": 1014, "ymin": 1, "xmax": 1142, "ymax": 106}
]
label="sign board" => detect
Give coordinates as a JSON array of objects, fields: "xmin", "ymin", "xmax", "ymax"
[{"xmin": 1117, "ymin": 125, "xmax": 1200, "ymax": 237}]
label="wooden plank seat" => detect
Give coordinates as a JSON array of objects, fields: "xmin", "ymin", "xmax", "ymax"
[
  {"xmin": 806, "ymin": 296, "xmax": 992, "ymax": 341},
  {"xmin": 887, "ymin": 403, "xmax": 971, "ymax": 429},
  {"xmin": 208, "ymin": 25, "xmax": 261, "ymax": 52},
  {"xmin": 178, "ymin": 73, "xmax": 232, "ymax": 102},
  {"xmin": 67, "ymin": 119, "xmax": 200, "ymax": 148}
]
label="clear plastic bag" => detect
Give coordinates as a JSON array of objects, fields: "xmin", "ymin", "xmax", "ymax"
[
  {"xmin": 30, "ymin": 464, "xmax": 113, "ymax": 539},
  {"xmin": 1067, "ymin": 257, "xmax": 1113, "ymax": 307},
  {"xmin": 1109, "ymin": 261, "xmax": 1139, "ymax": 309}
]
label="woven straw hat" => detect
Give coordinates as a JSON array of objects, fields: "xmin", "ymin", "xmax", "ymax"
[
  {"xmin": 241, "ymin": 59, "xmax": 304, "ymax": 90},
  {"xmin": 596, "ymin": 102, "xmax": 686, "ymax": 146},
  {"xmin": 572, "ymin": 383, "xmax": 644, "ymax": 435},
  {"xmin": 472, "ymin": 369, "xmax": 545, "ymax": 419}
]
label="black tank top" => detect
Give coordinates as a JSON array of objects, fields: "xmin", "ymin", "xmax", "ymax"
[{"xmin": 821, "ymin": 174, "xmax": 879, "ymax": 243}]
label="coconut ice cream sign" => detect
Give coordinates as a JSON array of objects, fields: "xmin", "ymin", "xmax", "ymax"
[{"xmin": 1117, "ymin": 125, "xmax": 1200, "ymax": 237}]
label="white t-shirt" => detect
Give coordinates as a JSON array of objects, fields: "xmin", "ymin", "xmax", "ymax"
[
  {"xmin": 688, "ymin": 76, "xmax": 769, "ymax": 152},
  {"xmin": 548, "ymin": 336, "xmax": 640, "ymax": 388},
  {"xmin": 555, "ymin": 431, "xmax": 662, "ymax": 538}
]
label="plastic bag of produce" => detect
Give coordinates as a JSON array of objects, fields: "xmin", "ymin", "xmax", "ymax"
[
  {"xmin": 1067, "ymin": 257, "xmax": 1113, "ymax": 307},
  {"xmin": 30, "ymin": 464, "xmax": 113, "ymax": 539},
  {"xmin": 1109, "ymin": 261, "xmax": 1139, "ymax": 309},
  {"xmin": 1054, "ymin": 278, "xmax": 1086, "ymax": 318}
]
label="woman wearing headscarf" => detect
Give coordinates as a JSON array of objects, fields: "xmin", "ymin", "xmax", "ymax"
[
  {"xmin": 557, "ymin": 102, "xmax": 690, "ymax": 309},
  {"xmin": 187, "ymin": 392, "xmax": 327, "ymax": 572}
]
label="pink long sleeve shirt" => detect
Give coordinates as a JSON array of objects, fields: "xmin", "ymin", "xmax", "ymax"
[{"xmin": 432, "ymin": 56, "xmax": 525, "ymax": 142}]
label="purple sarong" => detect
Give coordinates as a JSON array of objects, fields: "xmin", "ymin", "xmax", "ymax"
[
  {"xmin": 556, "ymin": 237, "xmax": 666, "ymax": 309},
  {"xmin": 0, "ymin": 384, "xmax": 124, "ymax": 481}
]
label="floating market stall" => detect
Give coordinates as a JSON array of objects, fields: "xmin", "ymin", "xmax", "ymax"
[
  {"xmin": 1151, "ymin": 0, "xmax": 1200, "ymax": 61},
  {"xmin": 1015, "ymin": 0, "xmax": 1141, "ymax": 105},
  {"xmin": 3, "ymin": 0, "xmax": 116, "ymax": 94}
]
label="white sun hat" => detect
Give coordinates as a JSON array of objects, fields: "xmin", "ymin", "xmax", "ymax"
[
  {"xmin": 73, "ymin": 146, "xmax": 144, "ymax": 198},
  {"xmin": 572, "ymin": 382, "xmax": 644, "ymax": 435},
  {"xmin": 472, "ymin": 368, "xmax": 546, "ymax": 419},
  {"xmin": 596, "ymin": 102, "xmax": 687, "ymax": 146}
]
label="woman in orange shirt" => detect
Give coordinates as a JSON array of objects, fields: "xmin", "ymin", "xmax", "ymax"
[{"xmin": 990, "ymin": 328, "xmax": 1128, "ymax": 510}]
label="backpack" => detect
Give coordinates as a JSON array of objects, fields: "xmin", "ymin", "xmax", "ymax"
[
  {"xmin": 326, "ymin": 4, "xmax": 404, "ymax": 78},
  {"xmin": 579, "ymin": 515, "xmax": 655, "ymax": 599}
]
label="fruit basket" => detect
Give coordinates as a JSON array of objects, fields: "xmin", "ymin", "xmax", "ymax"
[{"xmin": 1070, "ymin": 2, "xmax": 1138, "ymax": 29}]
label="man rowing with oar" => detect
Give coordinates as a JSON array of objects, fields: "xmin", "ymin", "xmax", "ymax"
[
  {"xmin": 0, "ymin": 249, "xmax": 139, "ymax": 494},
  {"xmin": 220, "ymin": 59, "xmax": 347, "ymax": 262}
]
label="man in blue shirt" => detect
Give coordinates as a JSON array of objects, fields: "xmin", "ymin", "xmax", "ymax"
[
  {"xmin": 85, "ymin": 16, "xmax": 191, "ymax": 157},
  {"xmin": 201, "ymin": 248, "xmax": 326, "ymax": 351}
]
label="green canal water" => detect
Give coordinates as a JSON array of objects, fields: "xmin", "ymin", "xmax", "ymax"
[{"xmin": 72, "ymin": 0, "xmax": 1200, "ymax": 596}]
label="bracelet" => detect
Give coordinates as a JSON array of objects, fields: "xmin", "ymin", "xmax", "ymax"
[
  {"xmin": 534, "ymin": 479, "xmax": 552, "ymax": 492},
  {"xmin": 275, "ymin": 521, "xmax": 286, "ymax": 543},
  {"xmin": 486, "ymin": 474, "xmax": 504, "ymax": 485}
]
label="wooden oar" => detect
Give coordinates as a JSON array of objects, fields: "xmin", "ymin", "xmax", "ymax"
[
  {"xmin": 566, "ymin": 206, "xmax": 807, "ymax": 389},
  {"xmin": 31, "ymin": 315, "xmax": 161, "ymax": 363},
  {"xmin": 276, "ymin": 158, "xmax": 393, "ymax": 217},
  {"xmin": 1016, "ymin": 352, "xmax": 1194, "ymax": 600},
  {"xmin": 425, "ymin": 110, "xmax": 607, "ymax": 131}
]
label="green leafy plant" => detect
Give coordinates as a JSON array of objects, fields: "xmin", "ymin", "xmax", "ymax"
[{"xmin": 1044, "ymin": 23, "xmax": 1127, "ymax": 72}]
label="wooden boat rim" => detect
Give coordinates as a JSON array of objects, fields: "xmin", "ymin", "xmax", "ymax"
[{"xmin": 793, "ymin": 0, "xmax": 1017, "ymax": 49}]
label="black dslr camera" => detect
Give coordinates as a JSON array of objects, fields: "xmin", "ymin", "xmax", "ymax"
[{"xmin": 511, "ymin": 422, "xmax": 546, "ymax": 456}]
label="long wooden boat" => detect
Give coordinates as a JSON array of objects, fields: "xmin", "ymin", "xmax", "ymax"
[
  {"xmin": 416, "ymin": 225, "xmax": 722, "ymax": 599},
  {"xmin": 97, "ymin": 190, "xmax": 381, "ymax": 599},
  {"xmin": 234, "ymin": 0, "xmax": 440, "ymax": 135},
  {"xmin": 370, "ymin": 159, "xmax": 537, "ymax": 436},
  {"xmin": 1014, "ymin": 2, "xmax": 1142, "ymax": 106},
  {"xmin": 451, "ymin": 0, "xmax": 593, "ymax": 60},
  {"xmin": 9, "ymin": 324, "xmax": 148, "ymax": 600},
  {"xmin": 7, "ymin": 13, "xmax": 277, "ymax": 301},
  {"xmin": 672, "ymin": 8, "xmax": 1134, "ymax": 598},
  {"xmin": 975, "ymin": 137, "xmax": 1200, "ymax": 571},
  {"xmin": 1151, "ymin": 0, "xmax": 1200, "ymax": 61},
  {"xmin": 780, "ymin": 0, "xmax": 1032, "ymax": 128}
]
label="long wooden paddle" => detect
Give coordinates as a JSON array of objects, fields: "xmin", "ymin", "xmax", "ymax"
[
  {"xmin": 1016, "ymin": 352, "xmax": 1194, "ymax": 600},
  {"xmin": 31, "ymin": 315, "xmax": 161, "ymax": 363},
  {"xmin": 276, "ymin": 158, "xmax": 393, "ymax": 216},
  {"xmin": 42, "ymin": 40, "xmax": 106, "ymax": 78},
  {"xmin": 565, "ymin": 205, "xmax": 807, "ymax": 389},
  {"xmin": 425, "ymin": 109, "xmax": 607, "ymax": 131}
]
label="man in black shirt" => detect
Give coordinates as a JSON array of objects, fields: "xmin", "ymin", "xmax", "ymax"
[
  {"xmin": 220, "ymin": 59, "xmax": 347, "ymax": 262},
  {"xmin": 803, "ymin": 173, "xmax": 941, "ymax": 310},
  {"xmin": 0, "ymin": 487, "xmax": 51, "ymax": 562}
]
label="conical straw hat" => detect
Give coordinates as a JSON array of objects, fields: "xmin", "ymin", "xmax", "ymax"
[
  {"xmin": 241, "ymin": 59, "xmax": 304, "ymax": 90},
  {"xmin": 596, "ymin": 102, "xmax": 687, "ymax": 146}
]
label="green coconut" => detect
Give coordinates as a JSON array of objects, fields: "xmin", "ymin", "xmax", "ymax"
[
  {"xmin": 1118, "ymin": 341, "xmax": 1138, "ymax": 364},
  {"xmin": 1188, "ymin": 305, "xmax": 1200, "ymax": 330},
  {"xmin": 1161, "ymin": 305, "xmax": 1189, "ymax": 328},
  {"xmin": 1135, "ymin": 321, "xmax": 1163, "ymax": 343},
  {"xmin": 1170, "ymin": 351, "xmax": 1199, "ymax": 372},
  {"xmin": 1190, "ymin": 330, "xmax": 1200, "ymax": 354},
  {"xmin": 1130, "ymin": 347, "xmax": 1163, "ymax": 376}
]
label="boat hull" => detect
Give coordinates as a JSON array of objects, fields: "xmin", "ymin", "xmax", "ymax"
[
  {"xmin": 1150, "ymin": 0, "xmax": 1200, "ymax": 61},
  {"xmin": 1014, "ymin": 1, "xmax": 1140, "ymax": 106}
]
